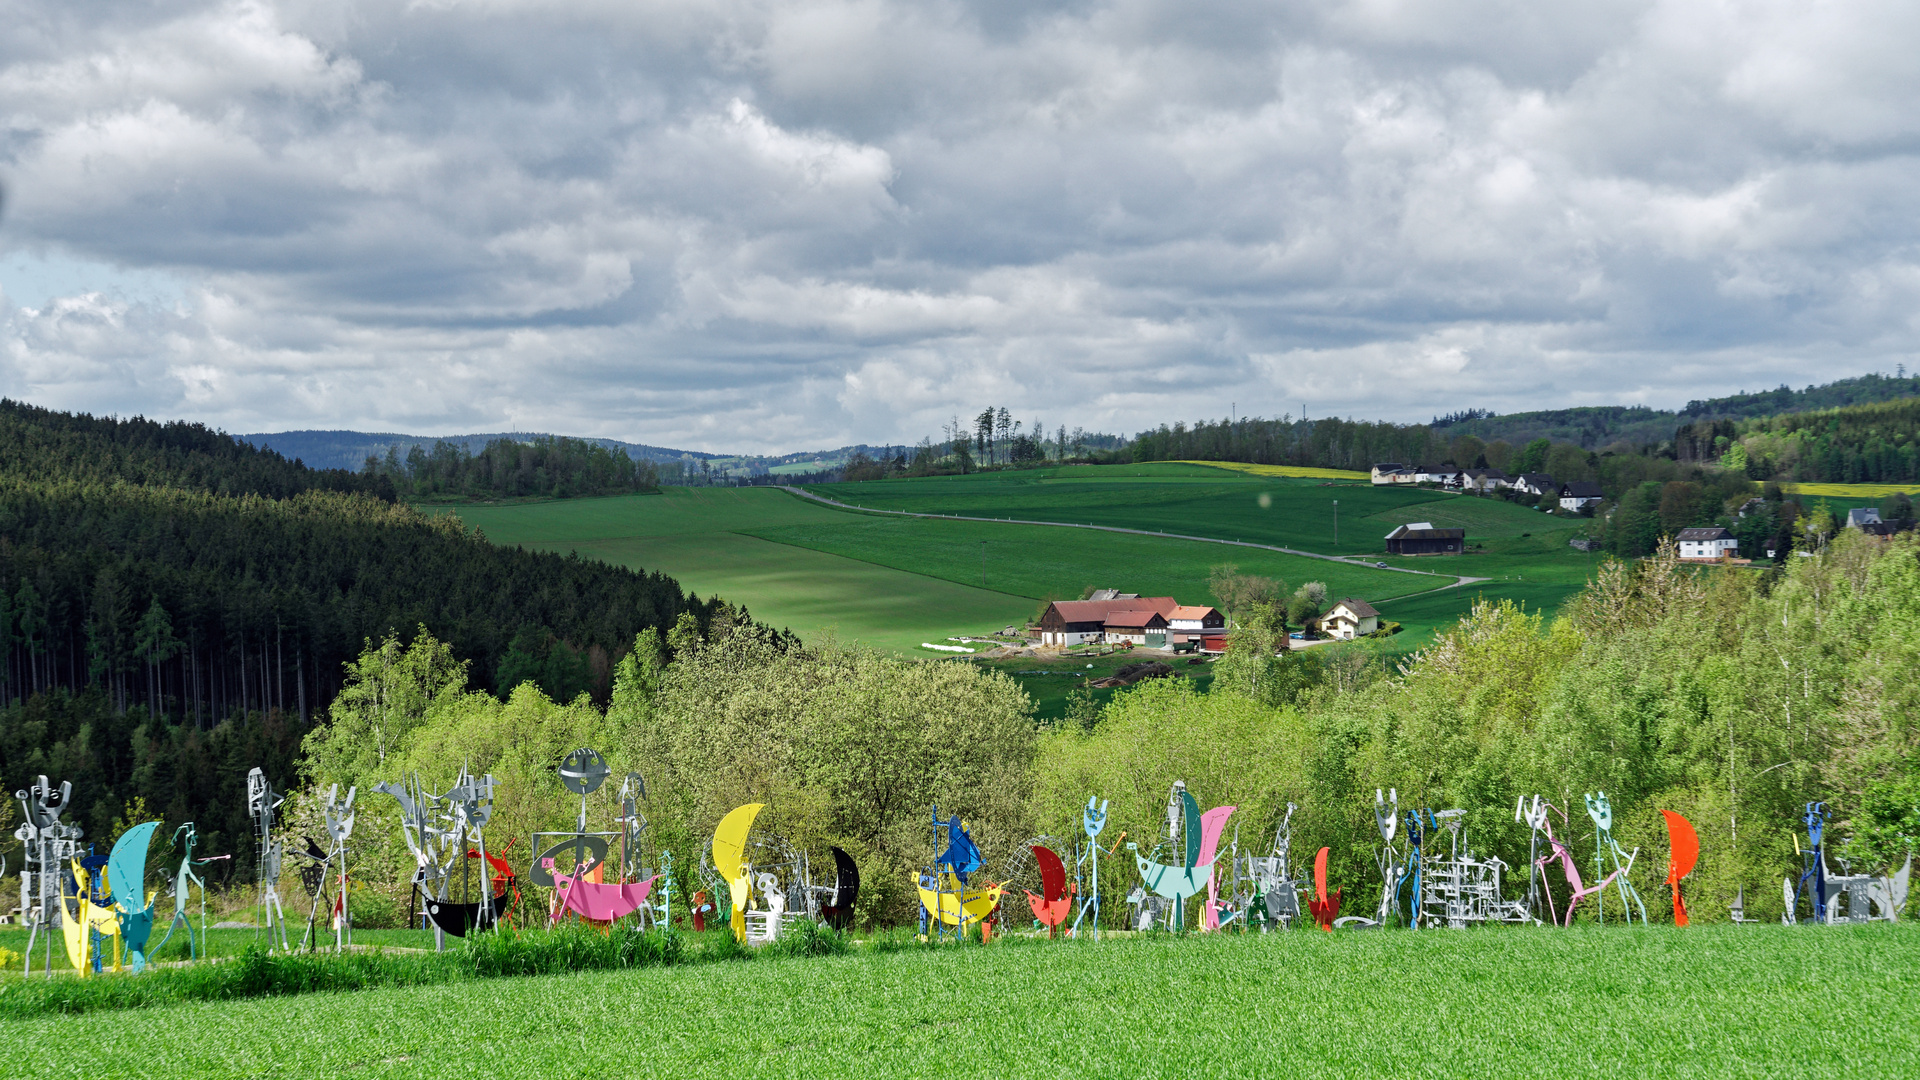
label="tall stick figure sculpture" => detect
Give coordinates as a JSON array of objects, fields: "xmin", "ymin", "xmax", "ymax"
[
  {"xmin": 247, "ymin": 768, "xmax": 290, "ymax": 951},
  {"xmin": 1075, "ymin": 796, "xmax": 1108, "ymax": 940},
  {"xmin": 323, "ymin": 784, "xmax": 358, "ymax": 950},
  {"xmin": 1584, "ymin": 792, "xmax": 1646, "ymax": 924},
  {"xmin": 14, "ymin": 775, "xmax": 83, "ymax": 977}
]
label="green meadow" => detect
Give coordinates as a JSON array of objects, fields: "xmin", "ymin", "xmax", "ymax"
[
  {"xmin": 440, "ymin": 484, "xmax": 1437, "ymax": 655},
  {"xmin": 20, "ymin": 925, "xmax": 1918, "ymax": 1079}
]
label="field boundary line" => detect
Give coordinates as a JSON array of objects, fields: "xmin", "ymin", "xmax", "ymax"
[{"xmin": 777, "ymin": 486, "xmax": 1475, "ymax": 594}]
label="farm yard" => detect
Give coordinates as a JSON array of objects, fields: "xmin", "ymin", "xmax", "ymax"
[{"xmin": 16, "ymin": 925, "xmax": 1917, "ymax": 1078}]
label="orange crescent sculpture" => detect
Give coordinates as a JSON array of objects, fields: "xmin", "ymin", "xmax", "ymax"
[
  {"xmin": 1659, "ymin": 810, "xmax": 1699, "ymax": 927},
  {"xmin": 1307, "ymin": 846, "xmax": 1341, "ymax": 931},
  {"xmin": 1024, "ymin": 845, "xmax": 1072, "ymax": 933}
]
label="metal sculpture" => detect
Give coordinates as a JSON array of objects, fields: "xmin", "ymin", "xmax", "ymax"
[
  {"xmin": 1416, "ymin": 809, "xmax": 1530, "ymax": 928},
  {"xmin": 918, "ymin": 807, "xmax": 1003, "ymax": 940},
  {"xmin": 1233, "ymin": 803, "xmax": 1303, "ymax": 930},
  {"xmin": 1784, "ymin": 802, "xmax": 1910, "ymax": 923},
  {"xmin": 247, "ymin": 768, "xmax": 291, "ymax": 950},
  {"xmin": 1584, "ymin": 792, "xmax": 1646, "ymax": 924},
  {"xmin": 299, "ymin": 784, "xmax": 357, "ymax": 950},
  {"xmin": 1127, "ymin": 781, "xmax": 1234, "ymax": 932},
  {"xmin": 14, "ymin": 775, "xmax": 83, "ymax": 976},
  {"xmin": 65, "ymin": 850, "xmax": 122, "ymax": 974},
  {"xmin": 712, "ymin": 803, "xmax": 765, "ymax": 942},
  {"xmin": 1000, "ymin": 840, "xmax": 1073, "ymax": 936},
  {"xmin": 615, "ymin": 772, "xmax": 672, "ymax": 931},
  {"xmin": 374, "ymin": 774, "xmax": 460, "ymax": 949},
  {"xmin": 1787, "ymin": 802, "xmax": 1830, "ymax": 924},
  {"xmin": 150, "ymin": 822, "xmax": 226, "ymax": 961},
  {"xmin": 1659, "ymin": 810, "xmax": 1699, "ymax": 927},
  {"xmin": 1397, "ymin": 806, "xmax": 1429, "ymax": 928},
  {"xmin": 537, "ymin": 750, "xmax": 654, "ymax": 925},
  {"xmin": 1516, "ymin": 796, "xmax": 1552, "ymax": 923},
  {"xmin": 107, "ymin": 821, "xmax": 162, "ymax": 972},
  {"xmin": 814, "ymin": 847, "xmax": 860, "ymax": 930},
  {"xmin": 1071, "ymin": 797, "xmax": 1108, "ymax": 940},
  {"xmin": 1526, "ymin": 796, "xmax": 1626, "ymax": 926},
  {"xmin": 1303, "ymin": 846, "xmax": 1338, "ymax": 930}
]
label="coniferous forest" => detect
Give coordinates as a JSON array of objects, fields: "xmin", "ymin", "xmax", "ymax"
[{"xmin": 0, "ymin": 402, "xmax": 736, "ymax": 866}]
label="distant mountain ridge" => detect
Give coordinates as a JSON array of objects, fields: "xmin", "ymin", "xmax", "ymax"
[
  {"xmin": 241, "ymin": 429, "xmax": 722, "ymax": 471},
  {"xmin": 1430, "ymin": 372, "xmax": 1920, "ymax": 450}
]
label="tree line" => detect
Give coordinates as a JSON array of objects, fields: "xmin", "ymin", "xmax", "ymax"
[
  {"xmin": 271, "ymin": 534, "xmax": 1920, "ymax": 929},
  {"xmin": 0, "ymin": 402, "xmax": 747, "ymax": 869},
  {"xmin": 361, "ymin": 435, "xmax": 661, "ymax": 499}
]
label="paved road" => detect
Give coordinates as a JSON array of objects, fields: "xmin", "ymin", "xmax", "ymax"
[{"xmin": 776, "ymin": 486, "xmax": 1488, "ymax": 594}]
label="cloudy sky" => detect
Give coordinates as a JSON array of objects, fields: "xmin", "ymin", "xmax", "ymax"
[{"xmin": 1, "ymin": 0, "xmax": 1915, "ymax": 453}]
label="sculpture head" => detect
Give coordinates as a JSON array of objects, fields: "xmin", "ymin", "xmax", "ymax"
[
  {"xmin": 1374, "ymin": 789, "xmax": 1398, "ymax": 843},
  {"xmin": 1585, "ymin": 792, "xmax": 1613, "ymax": 833},
  {"xmin": 1083, "ymin": 796, "xmax": 1109, "ymax": 840}
]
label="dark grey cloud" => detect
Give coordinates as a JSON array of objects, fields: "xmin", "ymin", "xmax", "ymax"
[{"xmin": 2, "ymin": 0, "xmax": 1917, "ymax": 452}]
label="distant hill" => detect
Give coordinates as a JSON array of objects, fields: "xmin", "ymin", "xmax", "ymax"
[
  {"xmin": 1431, "ymin": 372, "xmax": 1920, "ymax": 450},
  {"xmin": 241, "ymin": 429, "xmax": 720, "ymax": 471}
]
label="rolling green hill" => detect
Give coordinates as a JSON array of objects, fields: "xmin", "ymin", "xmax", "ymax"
[{"xmin": 443, "ymin": 483, "xmax": 1437, "ymax": 656}]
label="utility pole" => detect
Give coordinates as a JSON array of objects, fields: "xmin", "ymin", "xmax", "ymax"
[{"xmin": 1333, "ymin": 499, "xmax": 1338, "ymax": 549}]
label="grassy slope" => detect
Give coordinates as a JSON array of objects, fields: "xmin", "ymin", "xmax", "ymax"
[
  {"xmin": 439, "ymin": 489, "xmax": 1033, "ymax": 654},
  {"xmin": 25, "ymin": 925, "xmax": 1918, "ymax": 1078},
  {"xmin": 808, "ymin": 463, "xmax": 1597, "ymax": 638}
]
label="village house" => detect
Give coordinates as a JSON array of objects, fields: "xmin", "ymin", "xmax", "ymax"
[
  {"xmin": 1370, "ymin": 463, "xmax": 1407, "ymax": 485},
  {"xmin": 1103, "ymin": 609, "xmax": 1171, "ymax": 647},
  {"xmin": 1316, "ymin": 598, "xmax": 1380, "ymax": 640},
  {"xmin": 1458, "ymin": 468, "xmax": 1509, "ymax": 493},
  {"xmin": 1166, "ymin": 604, "xmax": 1226, "ymax": 649},
  {"xmin": 1384, "ymin": 522, "xmax": 1466, "ymax": 555},
  {"xmin": 1559, "ymin": 481, "xmax": 1604, "ymax": 511},
  {"xmin": 1675, "ymin": 526, "xmax": 1739, "ymax": 561},
  {"xmin": 1034, "ymin": 596, "xmax": 1177, "ymax": 647},
  {"xmin": 1511, "ymin": 473, "xmax": 1558, "ymax": 497}
]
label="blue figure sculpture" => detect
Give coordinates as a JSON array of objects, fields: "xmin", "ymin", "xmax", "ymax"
[
  {"xmin": 1398, "ymin": 808, "xmax": 1433, "ymax": 928},
  {"xmin": 1072, "ymin": 797, "xmax": 1109, "ymax": 940},
  {"xmin": 936, "ymin": 811, "xmax": 983, "ymax": 884},
  {"xmin": 1790, "ymin": 802, "xmax": 1830, "ymax": 924}
]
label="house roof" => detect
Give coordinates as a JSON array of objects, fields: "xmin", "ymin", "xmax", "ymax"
[
  {"xmin": 1330, "ymin": 597, "xmax": 1379, "ymax": 618},
  {"xmin": 1847, "ymin": 508, "xmax": 1883, "ymax": 527},
  {"xmin": 1561, "ymin": 481, "xmax": 1603, "ymax": 498},
  {"xmin": 1169, "ymin": 605, "xmax": 1220, "ymax": 621},
  {"xmin": 1385, "ymin": 523, "xmax": 1460, "ymax": 539},
  {"xmin": 1674, "ymin": 527, "xmax": 1733, "ymax": 541},
  {"xmin": 1046, "ymin": 597, "xmax": 1177, "ymax": 624},
  {"xmin": 1463, "ymin": 469, "xmax": 1508, "ymax": 479},
  {"xmin": 1517, "ymin": 473, "xmax": 1556, "ymax": 487},
  {"xmin": 1103, "ymin": 610, "xmax": 1168, "ymax": 629},
  {"xmin": 1371, "ymin": 463, "xmax": 1406, "ymax": 471}
]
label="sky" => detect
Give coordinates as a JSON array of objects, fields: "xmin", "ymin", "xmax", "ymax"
[{"xmin": 1, "ymin": 0, "xmax": 1916, "ymax": 454}]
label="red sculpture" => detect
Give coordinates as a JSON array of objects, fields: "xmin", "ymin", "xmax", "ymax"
[
  {"xmin": 1308, "ymin": 846, "xmax": 1342, "ymax": 931},
  {"xmin": 1659, "ymin": 810, "xmax": 1699, "ymax": 926},
  {"xmin": 1024, "ymin": 845, "xmax": 1073, "ymax": 935}
]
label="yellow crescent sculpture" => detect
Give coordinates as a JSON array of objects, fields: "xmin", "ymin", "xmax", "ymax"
[
  {"xmin": 62, "ymin": 859, "xmax": 123, "ymax": 974},
  {"xmin": 711, "ymin": 804, "xmax": 765, "ymax": 942}
]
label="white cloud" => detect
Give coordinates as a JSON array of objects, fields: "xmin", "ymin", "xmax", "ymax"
[{"xmin": 0, "ymin": 0, "xmax": 1915, "ymax": 451}]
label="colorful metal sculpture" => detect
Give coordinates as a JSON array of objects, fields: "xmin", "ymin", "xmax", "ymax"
[
  {"xmin": 63, "ymin": 851, "xmax": 122, "ymax": 974},
  {"xmin": 1784, "ymin": 802, "xmax": 1910, "ymax": 923},
  {"xmin": 1516, "ymin": 796, "xmax": 1551, "ymax": 923},
  {"xmin": 1071, "ymin": 797, "xmax": 1108, "ymax": 940},
  {"xmin": 712, "ymin": 803, "xmax": 765, "ymax": 942},
  {"xmin": 534, "ymin": 749, "xmax": 625, "ymax": 926},
  {"xmin": 1307, "ymin": 847, "xmax": 1340, "ymax": 931},
  {"xmin": 1232, "ymin": 803, "xmax": 1303, "ymax": 930},
  {"xmin": 1397, "ymin": 806, "xmax": 1430, "ymax": 928},
  {"xmin": 247, "ymin": 767, "xmax": 291, "ymax": 951},
  {"xmin": 615, "ymin": 772, "xmax": 672, "ymax": 931},
  {"xmin": 150, "ymin": 822, "xmax": 226, "ymax": 961},
  {"xmin": 1526, "ymin": 796, "xmax": 1625, "ymax": 926},
  {"xmin": 1659, "ymin": 810, "xmax": 1699, "ymax": 927},
  {"xmin": 14, "ymin": 775, "xmax": 84, "ymax": 977},
  {"xmin": 815, "ymin": 847, "xmax": 859, "ymax": 930},
  {"xmin": 107, "ymin": 821, "xmax": 162, "ymax": 972},
  {"xmin": 1127, "ymin": 782, "xmax": 1234, "ymax": 932},
  {"xmin": 1584, "ymin": 792, "xmax": 1646, "ymax": 924},
  {"xmin": 1018, "ymin": 844, "xmax": 1073, "ymax": 934},
  {"xmin": 919, "ymin": 807, "xmax": 1002, "ymax": 940}
]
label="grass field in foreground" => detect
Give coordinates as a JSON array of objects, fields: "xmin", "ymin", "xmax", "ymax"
[{"xmin": 22, "ymin": 924, "xmax": 1918, "ymax": 1078}]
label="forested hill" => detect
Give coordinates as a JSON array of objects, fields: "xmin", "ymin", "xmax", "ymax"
[
  {"xmin": 1429, "ymin": 372, "xmax": 1920, "ymax": 449},
  {"xmin": 0, "ymin": 399, "xmax": 393, "ymax": 500},
  {"xmin": 0, "ymin": 403, "xmax": 747, "ymax": 866}
]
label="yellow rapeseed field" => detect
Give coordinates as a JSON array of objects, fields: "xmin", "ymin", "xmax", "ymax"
[{"xmin": 1176, "ymin": 460, "xmax": 1371, "ymax": 481}]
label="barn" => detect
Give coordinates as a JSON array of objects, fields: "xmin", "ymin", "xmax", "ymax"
[{"xmin": 1384, "ymin": 523, "xmax": 1465, "ymax": 555}]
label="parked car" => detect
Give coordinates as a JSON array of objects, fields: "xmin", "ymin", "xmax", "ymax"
[
  {"xmin": 1375, "ymin": 561, "xmax": 1389, "ymax": 568},
  {"xmin": 1289, "ymin": 631, "xmax": 1306, "ymax": 640}
]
